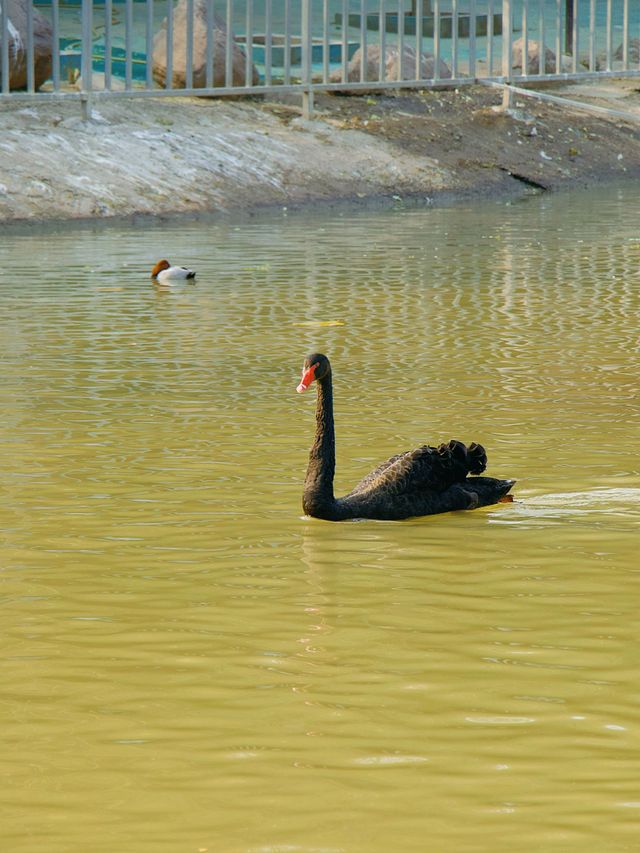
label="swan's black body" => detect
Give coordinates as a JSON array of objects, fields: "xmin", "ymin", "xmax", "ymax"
[{"xmin": 297, "ymin": 353, "xmax": 515, "ymax": 521}]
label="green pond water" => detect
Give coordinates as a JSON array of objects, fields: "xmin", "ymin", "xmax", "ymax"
[{"xmin": 1, "ymin": 186, "xmax": 639, "ymax": 853}]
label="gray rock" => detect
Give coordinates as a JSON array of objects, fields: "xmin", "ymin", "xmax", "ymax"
[
  {"xmin": 0, "ymin": 0, "xmax": 52, "ymax": 91},
  {"xmin": 614, "ymin": 37, "xmax": 640, "ymax": 65},
  {"xmin": 331, "ymin": 44, "xmax": 451, "ymax": 85},
  {"xmin": 152, "ymin": 0, "xmax": 259, "ymax": 89},
  {"xmin": 511, "ymin": 38, "xmax": 556, "ymax": 75},
  {"xmin": 594, "ymin": 52, "xmax": 627, "ymax": 72}
]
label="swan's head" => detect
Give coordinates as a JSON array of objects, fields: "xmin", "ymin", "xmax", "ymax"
[
  {"xmin": 151, "ymin": 259, "xmax": 171, "ymax": 279},
  {"xmin": 297, "ymin": 353, "xmax": 330, "ymax": 393}
]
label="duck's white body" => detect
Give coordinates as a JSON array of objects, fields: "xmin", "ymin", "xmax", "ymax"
[{"xmin": 151, "ymin": 259, "xmax": 196, "ymax": 283}]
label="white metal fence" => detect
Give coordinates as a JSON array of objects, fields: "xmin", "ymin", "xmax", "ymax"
[{"xmin": 1, "ymin": 1, "xmax": 639, "ymax": 114}]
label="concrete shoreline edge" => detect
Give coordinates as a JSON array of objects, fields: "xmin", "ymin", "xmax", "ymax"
[{"xmin": 2, "ymin": 82, "xmax": 640, "ymax": 231}]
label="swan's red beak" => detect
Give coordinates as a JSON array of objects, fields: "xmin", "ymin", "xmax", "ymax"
[{"xmin": 297, "ymin": 363, "xmax": 318, "ymax": 393}]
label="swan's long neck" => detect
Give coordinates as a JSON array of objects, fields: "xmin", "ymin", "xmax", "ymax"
[{"xmin": 303, "ymin": 372, "xmax": 337, "ymax": 518}]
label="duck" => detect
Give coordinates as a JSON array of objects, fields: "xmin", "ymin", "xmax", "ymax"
[
  {"xmin": 151, "ymin": 259, "xmax": 196, "ymax": 283},
  {"xmin": 297, "ymin": 353, "xmax": 515, "ymax": 521}
]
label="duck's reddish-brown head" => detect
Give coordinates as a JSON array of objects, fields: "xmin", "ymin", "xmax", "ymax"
[
  {"xmin": 297, "ymin": 353, "xmax": 329, "ymax": 393},
  {"xmin": 151, "ymin": 259, "xmax": 171, "ymax": 279}
]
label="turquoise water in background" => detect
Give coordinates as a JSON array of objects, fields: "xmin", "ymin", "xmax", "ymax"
[{"xmin": 35, "ymin": 0, "xmax": 640, "ymax": 83}]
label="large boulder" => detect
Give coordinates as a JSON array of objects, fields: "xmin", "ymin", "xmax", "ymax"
[
  {"xmin": 152, "ymin": 0, "xmax": 259, "ymax": 89},
  {"xmin": 0, "ymin": 0, "xmax": 52, "ymax": 90},
  {"xmin": 511, "ymin": 38, "xmax": 556, "ymax": 74},
  {"xmin": 614, "ymin": 37, "xmax": 640, "ymax": 64},
  {"xmin": 331, "ymin": 44, "xmax": 451, "ymax": 85}
]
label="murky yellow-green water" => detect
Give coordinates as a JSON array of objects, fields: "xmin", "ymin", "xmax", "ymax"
[{"xmin": 1, "ymin": 187, "xmax": 639, "ymax": 853}]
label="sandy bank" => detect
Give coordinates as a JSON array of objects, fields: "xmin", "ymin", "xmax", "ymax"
[{"xmin": 1, "ymin": 79, "xmax": 640, "ymax": 225}]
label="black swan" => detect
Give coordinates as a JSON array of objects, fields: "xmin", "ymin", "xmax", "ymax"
[{"xmin": 296, "ymin": 353, "xmax": 515, "ymax": 521}]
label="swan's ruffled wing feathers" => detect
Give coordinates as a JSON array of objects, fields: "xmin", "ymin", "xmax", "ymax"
[
  {"xmin": 347, "ymin": 451, "xmax": 408, "ymax": 495},
  {"xmin": 346, "ymin": 440, "xmax": 487, "ymax": 499}
]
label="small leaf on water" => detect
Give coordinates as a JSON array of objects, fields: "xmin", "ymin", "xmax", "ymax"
[{"xmin": 293, "ymin": 321, "xmax": 344, "ymax": 327}]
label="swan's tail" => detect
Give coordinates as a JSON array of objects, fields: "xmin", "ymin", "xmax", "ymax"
[{"xmin": 468, "ymin": 476, "xmax": 516, "ymax": 506}]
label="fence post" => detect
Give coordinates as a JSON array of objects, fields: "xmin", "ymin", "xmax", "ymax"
[
  {"xmin": 565, "ymin": 0, "xmax": 573, "ymax": 55},
  {"xmin": 301, "ymin": 0, "xmax": 313, "ymax": 118},
  {"xmin": 81, "ymin": 0, "xmax": 93, "ymax": 119},
  {"xmin": 501, "ymin": 0, "xmax": 513, "ymax": 109}
]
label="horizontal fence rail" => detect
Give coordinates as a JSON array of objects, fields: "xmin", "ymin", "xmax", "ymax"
[{"xmin": 1, "ymin": 1, "xmax": 639, "ymax": 110}]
